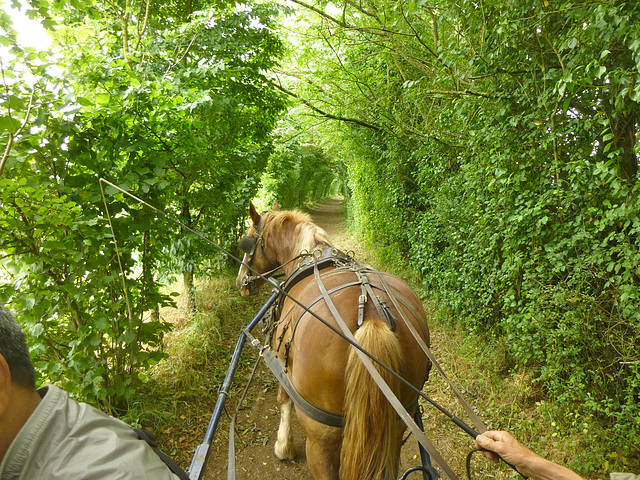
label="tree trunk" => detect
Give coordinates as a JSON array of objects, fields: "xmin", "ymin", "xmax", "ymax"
[
  {"xmin": 183, "ymin": 269, "xmax": 196, "ymax": 313},
  {"xmin": 614, "ymin": 111, "xmax": 638, "ymax": 181}
]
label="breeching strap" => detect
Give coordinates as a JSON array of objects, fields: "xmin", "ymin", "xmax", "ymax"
[{"xmin": 312, "ymin": 260, "xmax": 460, "ymax": 480}]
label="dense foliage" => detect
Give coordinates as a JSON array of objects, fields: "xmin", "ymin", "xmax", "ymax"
[
  {"xmin": 1, "ymin": 0, "xmax": 286, "ymax": 409},
  {"xmin": 258, "ymin": 140, "xmax": 341, "ymax": 209},
  {"xmin": 282, "ymin": 0, "xmax": 640, "ymax": 468}
]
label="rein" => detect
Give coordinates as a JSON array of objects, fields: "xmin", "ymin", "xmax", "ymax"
[
  {"xmin": 263, "ymin": 249, "xmax": 526, "ymax": 480},
  {"xmin": 310, "ymin": 255, "xmax": 460, "ymax": 480},
  {"xmin": 373, "ymin": 270, "xmax": 487, "ymax": 435}
]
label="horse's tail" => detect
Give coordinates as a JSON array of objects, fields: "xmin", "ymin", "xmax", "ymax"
[{"xmin": 340, "ymin": 320, "xmax": 404, "ymax": 480}]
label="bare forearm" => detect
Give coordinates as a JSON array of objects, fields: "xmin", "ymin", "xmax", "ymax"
[
  {"xmin": 522, "ymin": 454, "xmax": 586, "ymax": 480},
  {"xmin": 475, "ymin": 431, "xmax": 586, "ymax": 480}
]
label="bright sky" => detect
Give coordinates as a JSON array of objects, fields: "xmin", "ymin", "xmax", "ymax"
[
  {"xmin": 0, "ymin": 0, "xmax": 55, "ymax": 86},
  {"xmin": 1, "ymin": 0, "xmax": 52, "ymax": 53}
]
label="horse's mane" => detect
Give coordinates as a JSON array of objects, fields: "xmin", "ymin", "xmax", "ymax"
[{"xmin": 265, "ymin": 209, "xmax": 331, "ymax": 254}]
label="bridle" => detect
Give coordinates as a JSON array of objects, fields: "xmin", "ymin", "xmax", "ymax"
[{"xmin": 239, "ymin": 215, "xmax": 280, "ymax": 295}]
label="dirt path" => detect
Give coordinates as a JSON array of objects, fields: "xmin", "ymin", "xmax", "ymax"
[
  {"xmin": 305, "ymin": 197, "xmax": 371, "ymax": 263},
  {"xmin": 163, "ymin": 197, "xmax": 608, "ymax": 480},
  {"xmin": 199, "ymin": 197, "xmax": 448, "ymax": 480}
]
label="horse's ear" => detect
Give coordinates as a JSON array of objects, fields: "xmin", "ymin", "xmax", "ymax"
[
  {"xmin": 273, "ymin": 203, "xmax": 280, "ymax": 211},
  {"xmin": 249, "ymin": 202, "xmax": 261, "ymax": 225}
]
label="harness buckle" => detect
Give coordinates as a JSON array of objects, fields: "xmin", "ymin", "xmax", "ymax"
[{"xmin": 357, "ymin": 294, "xmax": 367, "ymax": 327}]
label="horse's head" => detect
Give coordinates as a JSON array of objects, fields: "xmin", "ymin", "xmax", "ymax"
[
  {"xmin": 236, "ymin": 202, "xmax": 332, "ymax": 296},
  {"xmin": 236, "ymin": 202, "xmax": 281, "ymax": 296}
]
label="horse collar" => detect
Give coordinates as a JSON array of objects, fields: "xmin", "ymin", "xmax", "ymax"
[{"xmin": 282, "ymin": 246, "xmax": 352, "ymax": 292}]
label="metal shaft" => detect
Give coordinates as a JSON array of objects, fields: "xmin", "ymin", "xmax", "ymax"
[{"xmin": 188, "ymin": 287, "xmax": 280, "ymax": 480}]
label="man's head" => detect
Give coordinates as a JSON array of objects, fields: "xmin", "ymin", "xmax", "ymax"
[
  {"xmin": 0, "ymin": 306, "xmax": 42, "ymax": 464},
  {"xmin": 0, "ymin": 306, "xmax": 36, "ymax": 389}
]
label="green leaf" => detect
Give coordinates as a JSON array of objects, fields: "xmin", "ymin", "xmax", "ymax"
[
  {"xmin": 88, "ymin": 332, "xmax": 101, "ymax": 347},
  {"xmin": 0, "ymin": 116, "xmax": 21, "ymax": 132},
  {"xmin": 94, "ymin": 92, "xmax": 111, "ymax": 105},
  {"xmin": 121, "ymin": 329, "xmax": 136, "ymax": 344}
]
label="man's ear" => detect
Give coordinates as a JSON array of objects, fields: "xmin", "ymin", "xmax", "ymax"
[{"xmin": 0, "ymin": 354, "xmax": 11, "ymax": 417}]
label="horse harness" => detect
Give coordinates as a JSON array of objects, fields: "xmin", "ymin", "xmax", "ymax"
[
  {"xmin": 252, "ymin": 246, "xmax": 421, "ymax": 428},
  {"xmin": 238, "ymin": 215, "xmax": 280, "ymax": 295},
  {"xmin": 271, "ymin": 246, "xmax": 405, "ymax": 357}
]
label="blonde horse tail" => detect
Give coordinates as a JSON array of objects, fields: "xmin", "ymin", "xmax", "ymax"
[{"xmin": 340, "ymin": 320, "xmax": 404, "ymax": 480}]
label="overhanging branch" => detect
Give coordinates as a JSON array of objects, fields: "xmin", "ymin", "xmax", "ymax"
[{"xmin": 267, "ymin": 78, "xmax": 384, "ymax": 133}]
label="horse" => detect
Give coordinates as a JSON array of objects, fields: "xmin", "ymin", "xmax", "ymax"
[{"xmin": 236, "ymin": 203, "xmax": 432, "ymax": 480}]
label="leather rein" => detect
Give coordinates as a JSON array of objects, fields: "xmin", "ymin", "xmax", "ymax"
[{"xmin": 252, "ymin": 245, "xmax": 489, "ymax": 480}]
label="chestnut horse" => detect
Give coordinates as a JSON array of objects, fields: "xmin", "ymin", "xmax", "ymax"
[{"xmin": 236, "ymin": 203, "xmax": 432, "ymax": 480}]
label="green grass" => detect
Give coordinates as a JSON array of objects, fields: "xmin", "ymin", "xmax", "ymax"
[{"xmin": 133, "ymin": 270, "xmax": 275, "ymax": 467}]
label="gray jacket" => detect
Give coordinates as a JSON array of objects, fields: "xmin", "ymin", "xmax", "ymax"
[{"xmin": 0, "ymin": 385, "xmax": 180, "ymax": 480}]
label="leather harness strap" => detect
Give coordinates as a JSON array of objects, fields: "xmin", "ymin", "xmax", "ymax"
[
  {"xmin": 311, "ymin": 259, "xmax": 460, "ymax": 480},
  {"xmin": 244, "ymin": 327, "xmax": 420, "ymax": 429},
  {"xmin": 275, "ymin": 249, "xmax": 481, "ymax": 433},
  {"xmin": 354, "ymin": 268, "xmax": 397, "ymax": 329},
  {"xmin": 245, "ymin": 246, "xmax": 484, "ymax": 479},
  {"xmin": 251, "ymin": 328, "xmax": 344, "ymax": 427},
  {"xmin": 372, "ymin": 270, "xmax": 488, "ymax": 435}
]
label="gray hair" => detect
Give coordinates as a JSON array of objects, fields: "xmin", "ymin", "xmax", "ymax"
[{"xmin": 0, "ymin": 306, "xmax": 36, "ymax": 389}]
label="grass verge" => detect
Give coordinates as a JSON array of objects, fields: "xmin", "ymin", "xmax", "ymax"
[{"xmin": 133, "ymin": 271, "xmax": 276, "ymax": 470}]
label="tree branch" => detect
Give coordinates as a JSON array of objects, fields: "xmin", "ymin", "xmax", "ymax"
[
  {"xmin": 121, "ymin": 0, "xmax": 133, "ymax": 69},
  {"xmin": 133, "ymin": 0, "xmax": 151, "ymax": 52},
  {"xmin": 267, "ymin": 78, "xmax": 384, "ymax": 133},
  {"xmin": 0, "ymin": 85, "xmax": 36, "ymax": 177},
  {"xmin": 287, "ymin": 0, "xmax": 348, "ymax": 27}
]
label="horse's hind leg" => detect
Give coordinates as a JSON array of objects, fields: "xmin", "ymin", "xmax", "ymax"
[
  {"xmin": 300, "ymin": 418, "xmax": 341, "ymax": 480},
  {"xmin": 274, "ymin": 385, "xmax": 296, "ymax": 460}
]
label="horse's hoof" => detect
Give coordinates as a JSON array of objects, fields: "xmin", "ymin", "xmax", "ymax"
[{"xmin": 274, "ymin": 441, "xmax": 296, "ymax": 460}]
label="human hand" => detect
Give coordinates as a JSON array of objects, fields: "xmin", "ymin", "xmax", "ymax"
[{"xmin": 475, "ymin": 430, "xmax": 533, "ymax": 465}]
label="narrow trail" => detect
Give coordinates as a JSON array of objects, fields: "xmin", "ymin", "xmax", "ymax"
[{"xmin": 161, "ymin": 197, "xmax": 606, "ymax": 480}]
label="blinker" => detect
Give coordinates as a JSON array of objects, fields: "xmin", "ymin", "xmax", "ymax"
[{"xmin": 239, "ymin": 235, "xmax": 256, "ymax": 254}]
